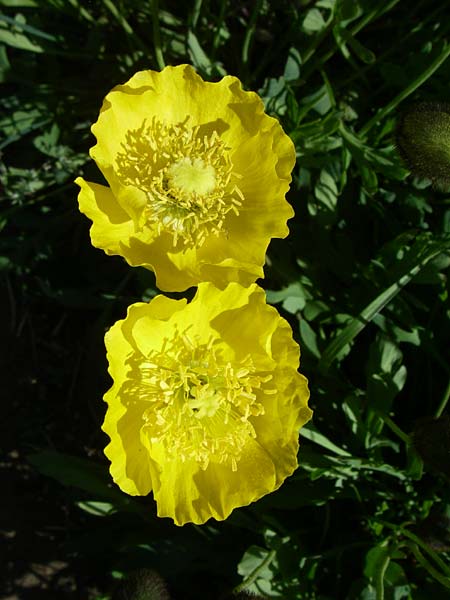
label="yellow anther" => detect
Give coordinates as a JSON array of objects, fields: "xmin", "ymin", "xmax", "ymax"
[
  {"xmin": 125, "ymin": 335, "xmax": 275, "ymax": 470},
  {"xmin": 116, "ymin": 118, "xmax": 244, "ymax": 248}
]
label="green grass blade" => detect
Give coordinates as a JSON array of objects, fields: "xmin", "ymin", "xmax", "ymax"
[
  {"xmin": 319, "ymin": 237, "xmax": 449, "ymax": 373},
  {"xmin": 101, "ymin": 0, "xmax": 150, "ymax": 55},
  {"xmin": 151, "ymin": 0, "xmax": 165, "ymax": 69},
  {"xmin": 0, "ymin": 13, "xmax": 59, "ymax": 42},
  {"xmin": 241, "ymin": 0, "xmax": 263, "ymax": 67},
  {"xmin": 359, "ymin": 41, "xmax": 450, "ymax": 136}
]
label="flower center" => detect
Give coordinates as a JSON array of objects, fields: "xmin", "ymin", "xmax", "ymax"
[
  {"xmin": 116, "ymin": 118, "xmax": 243, "ymax": 247},
  {"xmin": 125, "ymin": 333, "xmax": 275, "ymax": 471},
  {"xmin": 167, "ymin": 157, "xmax": 216, "ymax": 196}
]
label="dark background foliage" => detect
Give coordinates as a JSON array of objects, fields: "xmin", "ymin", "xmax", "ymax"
[{"xmin": 1, "ymin": 0, "xmax": 450, "ymax": 598}]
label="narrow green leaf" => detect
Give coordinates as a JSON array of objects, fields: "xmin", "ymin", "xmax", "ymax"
[
  {"xmin": 300, "ymin": 424, "xmax": 352, "ymax": 456},
  {"xmin": 0, "ymin": 24, "xmax": 43, "ymax": 52},
  {"xmin": 299, "ymin": 319, "xmax": 321, "ymax": 358},
  {"xmin": 319, "ymin": 235, "xmax": 449, "ymax": 372},
  {"xmin": 77, "ymin": 500, "xmax": 117, "ymax": 517},
  {"xmin": 28, "ymin": 450, "xmax": 143, "ymax": 515},
  {"xmin": 187, "ymin": 30, "xmax": 212, "ymax": 72}
]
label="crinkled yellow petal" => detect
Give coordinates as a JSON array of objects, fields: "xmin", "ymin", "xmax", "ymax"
[
  {"xmin": 145, "ymin": 437, "xmax": 280, "ymax": 526},
  {"xmin": 196, "ymin": 257, "xmax": 263, "ymax": 290},
  {"xmin": 104, "ymin": 395, "xmax": 153, "ymax": 496},
  {"xmin": 91, "ymin": 65, "xmax": 266, "ymax": 174},
  {"xmin": 131, "ymin": 283, "xmax": 258, "ymax": 360},
  {"xmin": 103, "ymin": 310, "xmax": 150, "ymax": 496},
  {"xmin": 144, "ymin": 239, "xmax": 264, "ymax": 291},
  {"xmin": 75, "ymin": 177, "xmax": 135, "ymax": 255},
  {"xmin": 103, "ymin": 297, "xmax": 186, "ymax": 495},
  {"xmin": 126, "ymin": 296, "xmax": 188, "ymax": 357},
  {"xmin": 75, "ymin": 183, "xmax": 268, "ymax": 291},
  {"xmin": 206, "ymin": 283, "xmax": 289, "ymax": 364},
  {"xmin": 255, "ymin": 371, "xmax": 312, "ymax": 465},
  {"xmin": 78, "ymin": 65, "xmax": 296, "ymax": 291},
  {"xmin": 102, "ymin": 283, "xmax": 312, "ymax": 525},
  {"xmin": 229, "ymin": 130, "xmax": 294, "ymax": 238}
]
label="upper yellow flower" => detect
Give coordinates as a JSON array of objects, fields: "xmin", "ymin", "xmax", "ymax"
[
  {"xmin": 75, "ymin": 65, "xmax": 295, "ymax": 291},
  {"xmin": 103, "ymin": 282, "xmax": 311, "ymax": 526}
]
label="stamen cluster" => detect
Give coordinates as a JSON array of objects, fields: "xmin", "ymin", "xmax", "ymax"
[
  {"xmin": 116, "ymin": 118, "xmax": 243, "ymax": 246},
  {"xmin": 125, "ymin": 333, "xmax": 273, "ymax": 471}
]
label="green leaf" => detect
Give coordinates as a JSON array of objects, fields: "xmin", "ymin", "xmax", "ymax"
[
  {"xmin": 298, "ymin": 84, "xmax": 333, "ymax": 116},
  {"xmin": 405, "ymin": 443, "xmax": 424, "ymax": 480},
  {"xmin": 0, "ymin": 0, "xmax": 38, "ymax": 5},
  {"xmin": 348, "ymin": 581, "xmax": 377, "ymax": 600},
  {"xmin": 77, "ymin": 500, "xmax": 117, "ymax": 517},
  {"xmin": 0, "ymin": 256, "xmax": 12, "ymax": 270},
  {"xmin": 300, "ymin": 424, "xmax": 352, "ymax": 456},
  {"xmin": 319, "ymin": 234, "xmax": 450, "ymax": 372},
  {"xmin": 384, "ymin": 561, "xmax": 412, "ymax": 599},
  {"xmin": 335, "ymin": 25, "xmax": 376, "ymax": 63},
  {"xmin": 283, "ymin": 295, "xmax": 305, "ymax": 313},
  {"xmin": 364, "ymin": 542, "xmax": 390, "ymax": 581},
  {"xmin": 283, "ymin": 47, "xmax": 301, "ymax": 82},
  {"xmin": 34, "ymin": 123, "xmax": 60, "ymax": 156},
  {"xmin": 0, "ymin": 12, "xmax": 60, "ymax": 41},
  {"xmin": 302, "ymin": 8, "xmax": 326, "ymax": 33},
  {"xmin": 28, "ymin": 450, "xmax": 143, "ymax": 514},
  {"xmin": 0, "ymin": 24, "xmax": 43, "ymax": 52},
  {"xmin": 187, "ymin": 30, "xmax": 213, "ymax": 73},
  {"xmin": 336, "ymin": 0, "xmax": 363, "ymax": 22},
  {"xmin": 342, "ymin": 393, "xmax": 366, "ymax": 443},
  {"xmin": 314, "ymin": 167, "xmax": 339, "ymax": 211},
  {"xmin": 0, "ymin": 44, "xmax": 10, "ymax": 81},
  {"xmin": 372, "ymin": 314, "xmax": 421, "ymax": 346},
  {"xmin": 266, "ymin": 281, "xmax": 310, "ymax": 306},
  {"xmin": 299, "ymin": 319, "xmax": 321, "ymax": 358},
  {"xmin": 237, "ymin": 546, "xmax": 277, "ymax": 597}
]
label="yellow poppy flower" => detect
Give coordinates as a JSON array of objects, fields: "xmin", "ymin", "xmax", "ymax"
[
  {"xmin": 103, "ymin": 282, "xmax": 311, "ymax": 526},
  {"xmin": 75, "ymin": 65, "xmax": 295, "ymax": 291}
]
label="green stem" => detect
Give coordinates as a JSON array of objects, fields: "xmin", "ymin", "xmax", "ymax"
[
  {"xmin": 101, "ymin": 0, "xmax": 149, "ymax": 54},
  {"xmin": 377, "ymin": 520, "xmax": 450, "ymax": 578},
  {"xmin": 435, "ymin": 378, "xmax": 450, "ymax": 418},
  {"xmin": 359, "ymin": 42, "xmax": 450, "ymax": 137},
  {"xmin": 352, "ymin": 0, "xmax": 402, "ymax": 37},
  {"xmin": 67, "ymin": 0, "xmax": 95, "ymax": 22},
  {"xmin": 379, "ymin": 413, "xmax": 410, "ymax": 444},
  {"xmin": 375, "ymin": 552, "xmax": 390, "ymax": 600},
  {"xmin": 151, "ymin": 0, "xmax": 165, "ymax": 69},
  {"xmin": 402, "ymin": 529, "xmax": 450, "ymax": 577},
  {"xmin": 190, "ymin": 0, "xmax": 203, "ymax": 29},
  {"xmin": 241, "ymin": 0, "xmax": 264, "ymax": 66},
  {"xmin": 302, "ymin": 0, "xmax": 401, "ymax": 80},
  {"xmin": 407, "ymin": 542, "xmax": 450, "ymax": 589},
  {"xmin": 301, "ymin": 18, "xmax": 335, "ymax": 66},
  {"xmin": 211, "ymin": 0, "xmax": 228, "ymax": 56},
  {"xmin": 335, "ymin": 0, "xmax": 440, "ymax": 91},
  {"xmin": 320, "ymin": 67, "xmax": 336, "ymax": 108},
  {"xmin": 233, "ymin": 549, "xmax": 276, "ymax": 595}
]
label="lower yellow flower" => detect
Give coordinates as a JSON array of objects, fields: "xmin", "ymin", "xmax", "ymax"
[
  {"xmin": 75, "ymin": 64, "xmax": 295, "ymax": 291},
  {"xmin": 103, "ymin": 282, "xmax": 311, "ymax": 526}
]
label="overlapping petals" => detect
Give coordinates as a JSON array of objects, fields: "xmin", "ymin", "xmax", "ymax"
[
  {"xmin": 76, "ymin": 65, "xmax": 295, "ymax": 291},
  {"xmin": 103, "ymin": 282, "xmax": 311, "ymax": 525}
]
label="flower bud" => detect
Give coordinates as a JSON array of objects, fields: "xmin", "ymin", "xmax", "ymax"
[{"xmin": 396, "ymin": 102, "xmax": 450, "ymax": 189}]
